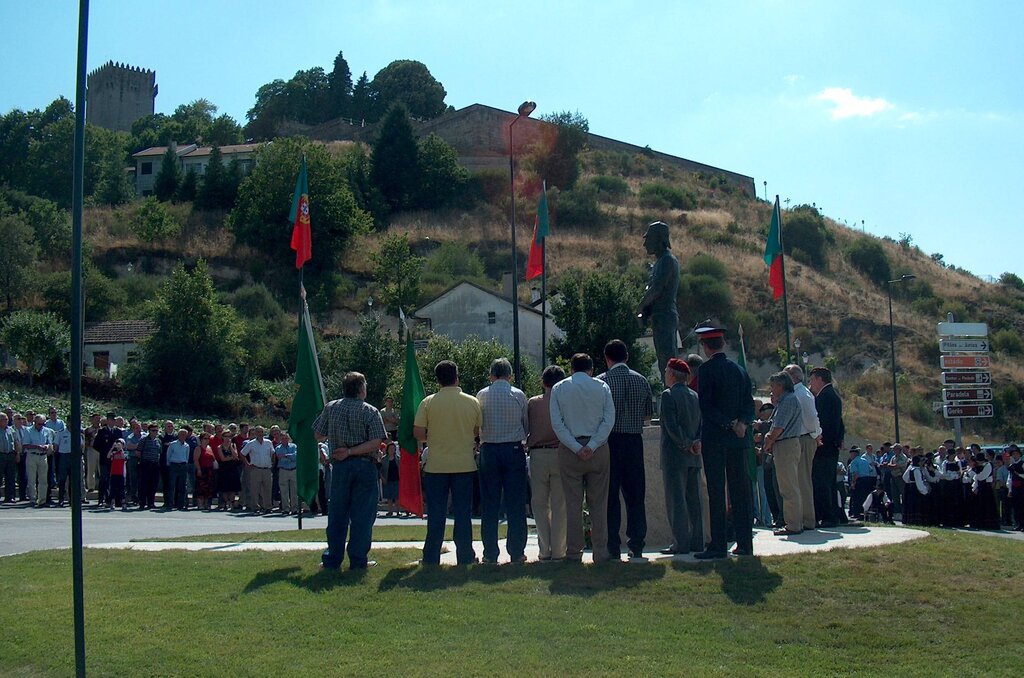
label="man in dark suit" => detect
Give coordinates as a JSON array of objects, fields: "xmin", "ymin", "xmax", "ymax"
[
  {"xmin": 599, "ymin": 339, "xmax": 654, "ymax": 560},
  {"xmin": 693, "ymin": 326, "xmax": 755, "ymax": 559},
  {"xmin": 809, "ymin": 367, "xmax": 845, "ymax": 527}
]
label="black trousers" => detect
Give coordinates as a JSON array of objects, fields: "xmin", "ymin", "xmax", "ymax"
[
  {"xmin": 850, "ymin": 476, "xmax": 877, "ymax": 518},
  {"xmin": 606, "ymin": 432, "xmax": 647, "ymax": 556},
  {"xmin": 812, "ymin": 446, "xmax": 840, "ymax": 524},
  {"xmin": 138, "ymin": 460, "xmax": 160, "ymax": 508},
  {"xmin": 704, "ymin": 443, "xmax": 752, "ymax": 553}
]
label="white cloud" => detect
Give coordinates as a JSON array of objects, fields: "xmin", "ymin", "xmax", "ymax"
[
  {"xmin": 784, "ymin": 74, "xmax": 800, "ymax": 86},
  {"xmin": 816, "ymin": 87, "xmax": 893, "ymax": 120}
]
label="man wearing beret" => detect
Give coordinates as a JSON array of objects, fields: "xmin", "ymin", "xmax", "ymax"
[
  {"xmin": 659, "ymin": 357, "xmax": 704, "ymax": 554},
  {"xmin": 693, "ymin": 326, "xmax": 755, "ymax": 559}
]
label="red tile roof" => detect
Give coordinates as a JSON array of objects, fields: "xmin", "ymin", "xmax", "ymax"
[{"xmin": 83, "ymin": 320, "xmax": 156, "ymax": 344}]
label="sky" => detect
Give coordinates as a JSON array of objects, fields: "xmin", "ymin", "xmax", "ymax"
[{"xmin": 2, "ymin": 0, "xmax": 1022, "ymax": 278}]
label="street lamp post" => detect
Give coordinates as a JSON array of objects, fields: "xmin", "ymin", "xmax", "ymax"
[
  {"xmin": 887, "ymin": 274, "xmax": 916, "ymax": 443},
  {"xmin": 508, "ymin": 100, "xmax": 536, "ymax": 389}
]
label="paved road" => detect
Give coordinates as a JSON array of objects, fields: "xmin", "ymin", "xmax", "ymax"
[{"xmin": 0, "ymin": 504, "xmax": 428, "ymax": 558}]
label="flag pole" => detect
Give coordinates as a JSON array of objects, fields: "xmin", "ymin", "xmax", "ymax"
[
  {"xmin": 540, "ymin": 180, "xmax": 547, "ymax": 367},
  {"xmin": 775, "ymin": 195, "xmax": 793, "ymax": 362},
  {"xmin": 70, "ymin": 1, "xmax": 90, "ymax": 675}
]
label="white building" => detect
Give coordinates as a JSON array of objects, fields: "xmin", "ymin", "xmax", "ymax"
[
  {"xmin": 131, "ymin": 142, "xmax": 262, "ymax": 196},
  {"xmin": 413, "ymin": 279, "xmax": 562, "ymax": 369},
  {"xmin": 83, "ymin": 320, "xmax": 155, "ymax": 375}
]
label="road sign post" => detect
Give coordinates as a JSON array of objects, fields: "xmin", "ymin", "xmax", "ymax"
[{"xmin": 937, "ymin": 319, "xmax": 992, "ymax": 441}]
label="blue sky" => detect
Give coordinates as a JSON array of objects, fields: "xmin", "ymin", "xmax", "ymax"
[{"xmin": 2, "ymin": 0, "xmax": 1021, "ymax": 277}]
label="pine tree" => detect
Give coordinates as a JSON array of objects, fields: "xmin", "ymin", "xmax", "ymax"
[
  {"xmin": 153, "ymin": 146, "xmax": 181, "ymax": 202},
  {"xmin": 371, "ymin": 105, "xmax": 421, "ymax": 213}
]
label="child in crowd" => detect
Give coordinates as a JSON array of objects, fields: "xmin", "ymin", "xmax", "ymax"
[{"xmin": 108, "ymin": 439, "xmax": 128, "ymax": 511}]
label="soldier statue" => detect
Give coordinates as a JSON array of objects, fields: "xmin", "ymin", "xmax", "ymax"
[{"xmin": 636, "ymin": 221, "xmax": 681, "ymax": 379}]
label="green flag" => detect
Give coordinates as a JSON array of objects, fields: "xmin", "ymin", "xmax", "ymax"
[
  {"xmin": 288, "ymin": 302, "xmax": 326, "ymax": 508},
  {"xmin": 737, "ymin": 324, "xmax": 757, "ymax": 483}
]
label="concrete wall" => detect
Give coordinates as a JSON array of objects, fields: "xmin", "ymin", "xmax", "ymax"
[{"xmin": 84, "ymin": 342, "xmax": 139, "ymax": 374}]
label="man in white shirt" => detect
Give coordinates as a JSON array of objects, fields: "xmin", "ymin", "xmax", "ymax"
[
  {"xmin": 549, "ymin": 353, "xmax": 616, "ymax": 563},
  {"xmin": 784, "ymin": 364, "xmax": 820, "ymax": 531},
  {"xmin": 242, "ymin": 426, "xmax": 275, "ymax": 513}
]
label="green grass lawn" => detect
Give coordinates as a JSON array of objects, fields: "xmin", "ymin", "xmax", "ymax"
[
  {"xmin": 1, "ymin": 530, "xmax": 1020, "ymax": 676},
  {"xmin": 142, "ymin": 523, "xmax": 506, "ymax": 543}
]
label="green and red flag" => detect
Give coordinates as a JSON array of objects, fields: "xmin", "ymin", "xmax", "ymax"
[
  {"xmin": 736, "ymin": 323, "xmax": 757, "ymax": 483},
  {"xmin": 288, "ymin": 301, "xmax": 326, "ymax": 509},
  {"xmin": 397, "ymin": 332, "xmax": 425, "ymax": 516},
  {"xmin": 763, "ymin": 196, "xmax": 785, "ymax": 299},
  {"xmin": 525, "ymin": 182, "xmax": 550, "ymax": 280},
  {"xmin": 289, "ymin": 155, "xmax": 312, "ymax": 269}
]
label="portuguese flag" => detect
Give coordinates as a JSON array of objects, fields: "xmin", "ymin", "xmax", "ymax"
[
  {"xmin": 524, "ymin": 182, "xmax": 550, "ymax": 280},
  {"xmin": 397, "ymin": 333, "xmax": 425, "ymax": 516},
  {"xmin": 763, "ymin": 196, "xmax": 785, "ymax": 299},
  {"xmin": 289, "ymin": 155, "xmax": 312, "ymax": 269},
  {"xmin": 736, "ymin": 324, "xmax": 757, "ymax": 483}
]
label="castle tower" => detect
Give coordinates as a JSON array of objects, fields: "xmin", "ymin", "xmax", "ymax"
[{"xmin": 86, "ymin": 61, "xmax": 157, "ymax": 132}]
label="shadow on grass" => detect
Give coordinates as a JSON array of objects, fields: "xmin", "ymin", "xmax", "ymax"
[
  {"xmin": 244, "ymin": 565, "xmax": 372, "ymax": 593},
  {"xmin": 377, "ymin": 560, "xmax": 667, "ymax": 597},
  {"xmin": 674, "ymin": 557, "xmax": 782, "ymax": 605}
]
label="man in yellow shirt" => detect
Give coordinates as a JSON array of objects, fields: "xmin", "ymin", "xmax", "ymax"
[{"xmin": 414, "ymin": 360, "xmax": 482, "ymax": 565}]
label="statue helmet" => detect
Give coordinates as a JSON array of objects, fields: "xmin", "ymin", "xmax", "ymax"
[{"xmin": 643, "ymin": 220, "xmax": 671, "ymax": 249}]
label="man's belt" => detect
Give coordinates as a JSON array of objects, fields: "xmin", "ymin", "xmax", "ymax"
[{"xmin": 530, "ymin": 444, "xmax": 559, "ymax": 450}]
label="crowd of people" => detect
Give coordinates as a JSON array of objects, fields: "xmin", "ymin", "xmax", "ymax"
[{"xmin": 4, "ymin": 329, "xmax": 1022, "ymax": 573}]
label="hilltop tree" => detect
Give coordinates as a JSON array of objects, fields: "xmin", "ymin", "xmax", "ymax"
[
  {"xmin": 532, "ymin": 110, "xmax": 589, "ymax": 190},
  {"xmin": 417, "ymin": 133, "xmax": 470, "ymax": 209},
  {"xmin": 327, "ymin": 50, "xmax": 353, "ymax": 118},
  {"xmin": 369, "ymin": 60, "xmax": 447, "ymax": 121},
  {"xmin": 782, "ymin": 205, "xmax": 830, "ymax": 269},
  {"xmin": 350, "ymin": 72, "xmax": 374, "ymax": 122}
]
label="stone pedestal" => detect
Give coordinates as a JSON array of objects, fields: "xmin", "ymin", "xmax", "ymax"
[{"xmin": 612, "ymin": 425, "xmax": 673, "ymax": 548}]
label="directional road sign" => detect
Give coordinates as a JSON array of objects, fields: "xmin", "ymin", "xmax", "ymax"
[
  {"xmin": 943, "ymin": 403, "xmax": 994, "ymax": 419},
  {"xmin": 942, "ymin": 388, "xmax": 993, "ymax": 402},
  {"xmin": 937, "ymin": 322, "xmax": 988, "ymax": 337},
  {"xmin": 940, "ymin": 355, "xmax": 991, "ymax": 369},
  {"xmin": 942, "ymin": 371, "xmax": 992, "ymax": 385},
  {"xmin": 939, "ymin": 338, "xmax": 990, "ymax": 353}
]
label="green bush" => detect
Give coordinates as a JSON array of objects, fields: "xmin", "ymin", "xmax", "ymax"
[
  {"xmin": 131, "ymin": 197, "xmax": 181, "ymax": 242},
  {"xmin": 847, "ymin": 236, "xmax": 891, "ymax": 285},
  {"xmin": 554, "ymin": 184, "xmax": 602, "ymax": 227},
  {"xmin": 588, "ymin": 175, "xmax": 631, "ymax": 201},
  {"xmin": 992, "ymin": 328, "xmax": 1024, "ymax": 357},
  {"xmin": 425, "ymin": 241, "xmax": 485, "ymax": 280},
  {"xmin": 1000, "ymin": 272, "xmax": 1024, "ymax": 291},
  {"xmin": 783, "ymin": 205, "xmax": 830, "ymax": 270},
  {"xmin": 638, "ymin": 182, "xmax": 696, "ymax": 211}
]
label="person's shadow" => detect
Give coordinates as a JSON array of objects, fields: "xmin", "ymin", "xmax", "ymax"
[
  {"xmin": 244, "ymin": 565, "xmax": 374, "ymax": 593},
  {"xmin": 673, "ymin": 557, "xmax": 782, "ymax": 605}
]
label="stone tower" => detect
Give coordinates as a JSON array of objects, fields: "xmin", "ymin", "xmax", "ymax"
[{"xmin": 86, "ymin": 61, "xmax": 157, "ymax": 132}]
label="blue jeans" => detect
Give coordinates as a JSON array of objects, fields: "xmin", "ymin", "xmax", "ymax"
[
  {"xmin": 478, "ymin": 442, "xmax": 528, "ymax": 561},
  {"xmin": 322, "ymin": 458, "xmax": 378, "ymax": 569},
  {"xmin": 422, "ymin": 471, "xmax": 476, "ymax": 564}
]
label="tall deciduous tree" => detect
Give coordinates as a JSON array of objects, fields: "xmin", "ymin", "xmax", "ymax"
[
  {"xmin": 0, "ymin": 214, "xmax": 38, "ymax": 311},
  {"xmin": 126, "ymin": 261, "xmax": 245, "ymax": 407},
  {"xmin": 549, "ymin": 268, "xmax": 652, "ymax": 375},
  {"xmin": 0, "ymin": 310, "xmax": 70, "ymax": 386},
  {"xmin": 417, "ymin": 133, "xmax": 470, "ymax": 209},
  {"xmin": 372, "ymin": 233, "xmax": 424, "ymax": 315}
]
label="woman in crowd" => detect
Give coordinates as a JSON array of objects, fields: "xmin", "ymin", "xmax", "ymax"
[
  {"xmin": 215, "ymin": 433, "xmax": 242, "ymax": 510},
  {"xmin": 194, "ymin": 432, "xmax": 217, "ymax": 510}
]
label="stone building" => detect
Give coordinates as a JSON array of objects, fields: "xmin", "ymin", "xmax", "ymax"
[
  {"xmin": 86, "ymin": 61, "xmax": 157, "ymax": 132},
  {"xmin": 83, "ymin": 320, "xmax": 155, "ymax": 375}
]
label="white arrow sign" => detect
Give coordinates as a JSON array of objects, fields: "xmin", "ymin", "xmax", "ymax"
[
  {"xmin": 939, "ymin": 339, "xmax": 990, "ymax": 353},
  {"xmin": 937, "ymin": 322, "xmax": 988, "ymax": 337}
]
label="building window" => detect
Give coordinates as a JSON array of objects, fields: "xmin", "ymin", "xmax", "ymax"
[
  {"xmin": 140, "ymin": 162, "xmax": 153, "ymax": 175},
  {"xmin": 487, "ymin": 311, "xmax": 496, "ymax": 325}
]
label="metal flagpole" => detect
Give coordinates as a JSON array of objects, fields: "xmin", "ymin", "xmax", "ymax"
[
  {"xmin": 775, "ymin": 195, "xmax": 793, "ymax": 361},
  {"xmin": 70, "ymin": 1, "xmax": 90, "ymax": 675},
  {"xmin": 297, "ymin": 269, "xmax": 304, "ymax": 531},
  {"xmin": 540, "ymin": 180, "xmax": 547, "ymax": 367}
]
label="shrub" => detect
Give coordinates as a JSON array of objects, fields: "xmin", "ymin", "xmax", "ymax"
[
  {"xmin": 992, "ymin": 328, "xmax": 1024, "ymax": 357},
  {"xmin": 783, "ymin": 205, "xmax": 830, "ymax": 270},
  {"xmin": 425, "ymin": 241, "xmax": 485, "ymax": 280},
  {"xmin": 1000, "ymin": 272, "xmax": 1024, "ymax": 291},
  {"xmin": 588, "ymin": 175, "xmax": 631, "ymax": 201},
  {"xmin": 847, "ymin": 236, "xmax": 891, "ymax": 285},
  {"xmin": 638, "ymin": 182, "xmax": 696, "ymax": 211},
  {"xmin": 554, "ymin": 184, "xmax": 602, "ymax": 228},
  {"xmin": 131, "ymin": 197, "xmax": 181, "ymax": 242}
]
